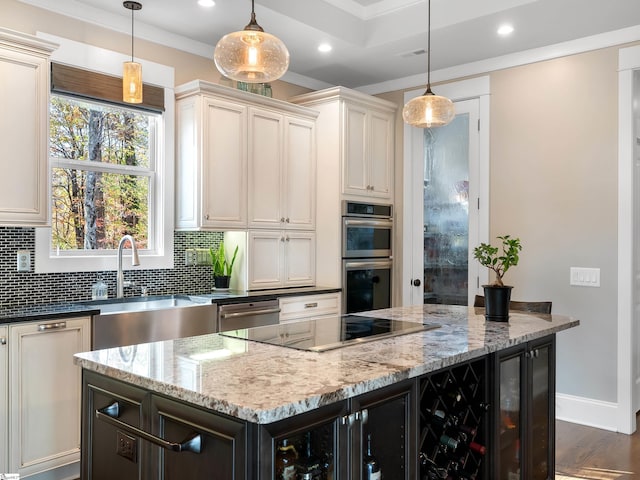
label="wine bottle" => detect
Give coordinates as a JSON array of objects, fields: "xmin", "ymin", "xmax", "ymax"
[
  {"xmin": 295, "ymin": 432, "xmax": 322, "ymax": 480},
  {"xmin": 363, "ymin": 433, "xmax": 381, "ymax": 480},
  {"xmin": 275, "ymin": 438, "xmax": 298, "ymax": 480},
  {"xmin": 427, "ymin": 408, "xmax": 460, "ymax": 428}
]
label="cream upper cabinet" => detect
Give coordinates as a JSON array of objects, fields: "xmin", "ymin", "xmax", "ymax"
[
  {"xmin": 292, "ymin": 87, "xmax": 396, "ymax": 202},
  {"xmin": 248, "ymin": 109, "xmax": 316, "ymax": 230},
  {"xmin": 8, "ymin": 316, "xmax": 90, "ymax": 479},
  {"xmin": 0, "ymin": 29, "xmax": 56, "ymax": 226},
  {"xmin": 176, "ymin": 81, "xmax": 318, "ymax": 231},
  {"xmin": 247, "ymin": 230, "xmax": 316, "ymax": 290},
  {"xmin": 0, "ymin": 325, "xmax": 6, "ymax": 475},
  {"xmin": 176, "ymin": 92, "xmax": 248, "ymax": 229}
]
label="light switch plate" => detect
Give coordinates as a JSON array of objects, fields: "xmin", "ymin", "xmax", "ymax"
[
  {"xmin": 570, "ymin": 267, "xmax": 600, "ymax": 287},
  {"xmin": 17, "ymin": 250, "xmax": 31, "ymax": 272}
]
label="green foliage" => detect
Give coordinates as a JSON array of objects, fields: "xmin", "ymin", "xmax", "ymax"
[
  {"xmin": 210, "ymin": 242, "xmax": 239, "ymax": 278},
  {"xmin": 49, "ymin": 95, "xmax": 154, "ymax": 251},
  {"xmin": 473, "ymin": 235, "xmax": 522, "ymax": 287}
]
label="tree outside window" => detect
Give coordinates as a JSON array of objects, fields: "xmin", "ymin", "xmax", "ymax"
[{"xmin": 49, "ymin": 95, "xmax": 158, "ymax": 252}]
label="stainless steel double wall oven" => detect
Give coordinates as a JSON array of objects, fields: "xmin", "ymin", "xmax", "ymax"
[{"xmin": 342, "ymin": 201, "xmax": 393, "ymax": 313}]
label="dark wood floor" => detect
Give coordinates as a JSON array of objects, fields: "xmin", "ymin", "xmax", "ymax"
[{"xmin": 556, "ymin": 419, "xmax": 640, "ymax": 479}]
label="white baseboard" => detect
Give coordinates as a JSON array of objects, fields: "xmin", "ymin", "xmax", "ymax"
[{"xmin": 556, "ymin": 392, "xmax": 620, "ymax": 432}]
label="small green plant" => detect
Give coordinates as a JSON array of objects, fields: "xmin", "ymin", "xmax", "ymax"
[
  {"xmin": 473, "ymin": 235, "xmax": 522, "ymax": 287},
  {"xmin": 210, "ymin": 242, "xmax": 239, "ymax": 278}
]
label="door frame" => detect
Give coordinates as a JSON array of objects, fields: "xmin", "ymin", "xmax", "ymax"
[
  {"xmin": 617, "ymin": 44, "xmax": 640, "ymax": 434},
  {"xmin": 400, "ymin": 76, "xmax": 491, "ymax": 306}
]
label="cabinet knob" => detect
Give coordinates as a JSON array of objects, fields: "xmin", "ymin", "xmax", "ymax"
[
  {"xmin": 285, "ymin": 236, "xmax": 290, "ymax": 242},
  {"xmin": 205, "ymin": 214, "xmax": 210, "ymax": 220},
  {"xmin": 280, "ymin": 217, "xmax": 285, "ymax": 223},
  {"xmin": 0, "ymin": 337, "xmax": 6, "ymax": 346},
  {"xmin": 280, "ymin": 236, "xmax": 285, "ymax": 242},
  {"xmin": 412, "ymin": 279, "xmax": 421, "ymax": 287},
  {"xmin": 285, "ymin": 217, "xmax": 290, "ymax": 223}
]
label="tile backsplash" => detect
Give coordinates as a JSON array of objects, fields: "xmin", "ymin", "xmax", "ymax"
[{"xmin": 0, "ymin": 228, "xmax": 222, "ymax": 308}]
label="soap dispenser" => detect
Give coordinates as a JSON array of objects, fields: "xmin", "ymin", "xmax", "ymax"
[{"xmin": 91, "ymin": 275, "xmax": 108, "ymax": 300}]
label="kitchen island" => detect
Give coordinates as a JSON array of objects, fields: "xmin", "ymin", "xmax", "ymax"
[{"xmin": 75, "ymin": 304, "xmax": 578, "ymax": 479}]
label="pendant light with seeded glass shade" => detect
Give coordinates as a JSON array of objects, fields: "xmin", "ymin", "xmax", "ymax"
[
  {"xmin": 402, "ymin": 0, "xmax": 455, "ymax": 128},
  {"xmin": 214, "ymin": 0, "xmax": 290, "ymax": 83}
]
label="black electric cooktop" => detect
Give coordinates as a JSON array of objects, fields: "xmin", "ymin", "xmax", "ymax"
[{"xmin": 219, "ymin": 314, "xmax": 440, "ymax": 352}]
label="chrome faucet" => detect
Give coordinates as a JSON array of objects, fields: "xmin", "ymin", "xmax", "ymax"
[{"xmin": 117, "ymin": 235, "xmax": 140, "ymax": 298}]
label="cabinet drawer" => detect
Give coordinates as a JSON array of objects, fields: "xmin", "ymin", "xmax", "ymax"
[{"xmin": 279, "ymin": 293, "xmax": 341, "ymax": 322}]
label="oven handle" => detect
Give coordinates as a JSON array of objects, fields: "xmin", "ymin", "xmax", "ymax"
[
  {"xmin": 344, "ymin": 260, "xmax": 393, "ymax": 270},
  {"xmin": 219, "ymin": 308, "xmax": 281, "ymax": 320},
  {"xmin": 343, "ymin": 218, "xmax": 393, "ymax": 228}
]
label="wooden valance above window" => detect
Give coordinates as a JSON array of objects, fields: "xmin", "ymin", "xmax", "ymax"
[{"xmin": 51, "ymin": 62, "xmax": 165, "ymax": 113}]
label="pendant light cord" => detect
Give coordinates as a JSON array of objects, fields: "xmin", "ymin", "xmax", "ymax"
[
  {"xmin": 426, "ymin": 0, "xmax": 432, "ymax": 92},
  {"xmin": 131, "ymin": 6, "xmax": 134, "ymax": 62}
]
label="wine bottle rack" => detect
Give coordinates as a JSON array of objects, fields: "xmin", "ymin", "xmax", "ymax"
[{"xmin": 419, "ymin": 357, "xmax": 488, "ymax": 479}]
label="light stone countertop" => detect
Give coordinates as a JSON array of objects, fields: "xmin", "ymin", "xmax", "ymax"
[{"xmin": 74, "ymin": 304, "xmax": 579, "ymax": 424}]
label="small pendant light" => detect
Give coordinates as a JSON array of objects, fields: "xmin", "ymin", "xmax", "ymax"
[
  {"xmin": 402, "ymin": 0, "xmax": 455, "ymax": 128},
  {"xmin": 123, "ymin": 1, "xmax": 143, "ymax": 104},
  {"xmin": 214, "ymin": 0, "xmax": 290, "ymax": 84}
]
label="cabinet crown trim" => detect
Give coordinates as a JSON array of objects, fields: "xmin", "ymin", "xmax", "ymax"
[
  {"xmin": 290, "ymin": 86, "xmax": 397, "ymax": 112},
  {"xmin": 0, "ymin": 28, "xmax": 58, "ymax": 55},
  {"xmin": 175, "ymin": 80, "xmax": 319, "ymax": 119}
]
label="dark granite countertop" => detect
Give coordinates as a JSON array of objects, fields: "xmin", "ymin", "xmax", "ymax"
[{"xmin": 0, "ymin": 286, "xmax": 341, "ymax": 323}]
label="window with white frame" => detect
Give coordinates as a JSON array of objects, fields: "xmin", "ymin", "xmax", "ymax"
[
  {"xmin": 35, "ymin": 35, "xmax": 175, "ymax": 273},
  {"xmin": 49, "ymin": 94, "xmax": 159, "ymax": 253}
]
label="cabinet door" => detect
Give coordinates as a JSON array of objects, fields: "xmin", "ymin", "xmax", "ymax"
[
  {"xmin": 351, "ymin": 379, "xmax": 416, "ymax": 480},
  {"xmin": 367, "ymin": 110, "xmax": 394, "ymax": 199},
  {"xmin": 0, "ymin": 42, "xmax": 50, "ymax": 226},
  {"xmin": 248, "ymin": 230, "xmax": 285, "ymax": 289},
  {"xmin": 493, "ymin": 345, "xmax": 526, "ymax": 480},
  {"xmin": 202, "ymin": 97, "xmax": 248, "ymax": 228},
  {"xmin": 526, "ymin": 336, "xmax": 555, "ymax": 480},
  {"xmin": 0, "ymin": 325, "xmax": 7, "ymax": 474},
  {"xmin": 150, "ymin": 395, "xmax": 248, "ymax": 480},
  {"xmin": 284, "ymin": 231, "xmax": 316, "ymax": 287},
  {"xmin": 82, "ymin": 371, "xmax": 147, "ymax": 480},
  {"xmin": 343, "ymin": 102, "xmax": 369, "ymax": 196},
  {"xmin": 259, "ymin": 400, "xmax": 348, "ymax": 480},
  {"xmin": 248, "ymin": 107, "xmax": 284, "ymax": 228},
  {"xmin": 9, "ymin": 317, "xmax": 91, "ymax": 477},
  {"xmin": 284, "ymin": 116, "xmax": 316, "ymax": 229}
]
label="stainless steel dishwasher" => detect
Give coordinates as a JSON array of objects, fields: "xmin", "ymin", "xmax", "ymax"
[{"xmin": 217, "ymin": 299, "xmax": 280, "ymax": 332}]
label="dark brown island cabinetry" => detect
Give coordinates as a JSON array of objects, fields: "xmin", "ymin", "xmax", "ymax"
[
  {"xmin": 80, "ymin": 335, "xmax": 556, "ymax": 480},
  {"xmin": 491, "ymin": 336, "xmax": 555, "ymax": 480}
]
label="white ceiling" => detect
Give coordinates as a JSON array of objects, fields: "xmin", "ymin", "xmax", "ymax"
[{"xmin": 19, "ymin": 0, "xmax": 640, "ymax": 91}]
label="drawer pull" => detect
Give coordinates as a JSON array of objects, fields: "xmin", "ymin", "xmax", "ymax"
[
  {"xmin": 38, "ymin": 322, "xmax": 67, "ymax": 332},
  {"xmin": 304, "ymin": 302, "xmax": 318, "ymax": 309},
  {"xmin": 96, "ymin": 402, "xmax": 202, "ymax": 453},
  {"xmin": 220, "ymin": 307, "xmax": 281, "ymax": 319}
]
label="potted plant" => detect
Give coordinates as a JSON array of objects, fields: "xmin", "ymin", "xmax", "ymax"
[
  {"xmin": 473, "ymin": 235, "xmax": 522, "ymax": 321},
  {"xmin": 210, "ymin": 242, "xmax": 239, "ymax": 290}
]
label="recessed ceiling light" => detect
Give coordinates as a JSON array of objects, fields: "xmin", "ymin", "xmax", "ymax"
[
  {"xmin": 318, "ymin": 43, "xmax": 332, "ymax": 53},
  {"xmin": 198, "ymin": 0, "xmax": 215, "ymax": 7},
  {"xmin": 497, "ymin": 24, "xmax": 514, "ymax": 36}
]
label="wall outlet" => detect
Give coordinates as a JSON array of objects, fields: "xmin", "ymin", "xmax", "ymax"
[
  {"xmin": 185, "ymin": 249, "xmax": 197, "ymax": 266},
  {"xmin": 16, "ymin": 250, "xmax": 31, "ymax": 272},
  {"xmin": 570, "ymin": 267, "xmax": 600, "ymax": 287}
]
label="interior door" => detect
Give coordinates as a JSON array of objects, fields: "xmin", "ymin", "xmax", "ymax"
[{"xmin": 406, "ymin": 99, "xmax": 481, "ymax": 306}]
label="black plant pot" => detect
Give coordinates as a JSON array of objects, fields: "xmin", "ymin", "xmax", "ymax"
[
  {"xmin": 213, "ymin": 275, "xmax": 230, "ymax": 290},
  {"xmin": 483, "ymin": 285, "xmax": 513, "ymax": 322}
]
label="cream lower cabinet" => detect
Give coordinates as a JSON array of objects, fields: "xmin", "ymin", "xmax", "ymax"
[
  {"xmin": 0, "ymin": 325, "xmax": 7, "ymax": 474},
  {"xmin": 248, "ymin": 230, "xmax": 316, "ymax": 290},
  {"xmin": 8, "ymin": 316, "xmax": 91, "ymax": 479},
  {"xmin": 0, "ymin": 29, "xmax": 56, "ymax": 226}
]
